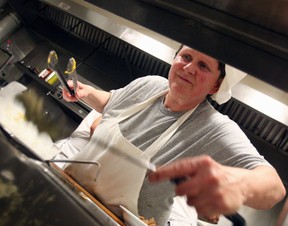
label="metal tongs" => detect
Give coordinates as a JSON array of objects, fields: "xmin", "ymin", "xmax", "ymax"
[
  {"xmin": 65, "ymin": 57, "xmax": 78, "ymax": 96},
  {"xmin": 47, "ymin": 50, "xmax": 75, "ymax": 96}
]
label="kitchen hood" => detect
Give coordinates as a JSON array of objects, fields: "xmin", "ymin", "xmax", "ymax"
[{"xmin": 84, "ymin": 0, "xmax": 288, "ymax": 92}]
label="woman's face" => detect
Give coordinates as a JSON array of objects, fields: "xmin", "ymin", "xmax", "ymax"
[{"xmin": 168, "ymin": 46, "xmax": 221, "ymax": 104}]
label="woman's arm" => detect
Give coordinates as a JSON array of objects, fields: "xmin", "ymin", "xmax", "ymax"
[
  {"xmin": 276, "ymin": 196, "xmax": 288, "ymax": 226},
  {"xmin": 63, "ymin": 80, "xmax": 111, "ymax": 113},
  {"xmin": 237, "ymin": 165, "xmax": 285, "ymax": 209},
  {"xmin": 149, "ymin": 155, "xmax": 286, "ymax": 217}
]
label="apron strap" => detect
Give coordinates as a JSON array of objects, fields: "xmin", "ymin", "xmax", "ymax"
[
  {"xmin": 116, "ymin": 88, "xmax": 198, "ymax": 158},
  {"xmin": 145, "ymin": 106, "xmax": 198, "ymax": 157},
  {"xmin": 116, "ymin": 89, "xmax": 169, "ymax": 122}
]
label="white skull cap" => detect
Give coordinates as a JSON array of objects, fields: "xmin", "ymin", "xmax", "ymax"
[{"xmin": 212, "ymin": 65, "xmax": 247, "ymax": 105}]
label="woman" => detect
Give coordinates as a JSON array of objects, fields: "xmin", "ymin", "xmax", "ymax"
[{"xmin": 61, "ymin": 45, "xmax": 285, "ymax": 225}]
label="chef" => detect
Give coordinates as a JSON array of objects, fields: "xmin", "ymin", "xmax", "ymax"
[{"xmin": 59, "ymin": 45, "xmax": 285, "ymax": 225}]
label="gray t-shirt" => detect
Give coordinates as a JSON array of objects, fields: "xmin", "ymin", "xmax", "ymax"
[{"xmin": 102, "ymin": 75, "xmax": 268, "ymax": 225}]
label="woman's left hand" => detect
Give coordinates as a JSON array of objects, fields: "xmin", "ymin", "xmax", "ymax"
[{"xmin": 149, "ymin": 155, "xmax": 246, "ymax": 217}]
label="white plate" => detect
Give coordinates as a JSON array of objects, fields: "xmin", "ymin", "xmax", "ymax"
[{"xmin": 120, "ymin": 205, "xmax": 147, "ymax": 226}]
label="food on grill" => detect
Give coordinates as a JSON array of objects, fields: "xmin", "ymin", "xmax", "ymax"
[
  {"xmin": 139, "ymin": 216, "xmax": 158, "ymax": 226},
  {"xmin": 199, "ymin": 214, "xmax": 220, "ymax": 224}
]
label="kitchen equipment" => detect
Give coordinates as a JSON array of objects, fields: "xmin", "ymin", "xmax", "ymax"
[
  {"xmin": 120, "ymin": 205, "xmax": 147, "ymax": 226},
  {"xmin": 0, "ymin": 82, "xmax": 123, "ymax": 225},
  {"xmin": 0, "ymin": 134, "xmax": 124, "ymax": 226},
  {"xmin": 65, "ymin": 57, "xmax": 78, "ymax": 96},
  {"xmin": 47, "ymin": 50, "xmax": 74, "ymax": 96}
]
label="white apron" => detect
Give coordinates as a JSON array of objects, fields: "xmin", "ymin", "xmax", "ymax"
[
  {"xmin": 168, "ymin": 196, "xmax": 198, "ymax": 226},
  {"xmin": 64, "ymin": 90, "xmax": 197, "ymax": 217}
]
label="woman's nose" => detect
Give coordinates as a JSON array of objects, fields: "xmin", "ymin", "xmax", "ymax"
[{"xmin": 184, "ymin": 61, "xmax": 196, "ymax": 75}]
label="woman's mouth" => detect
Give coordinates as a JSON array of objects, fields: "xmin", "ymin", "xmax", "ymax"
[{"xmin": 178, "ymin": 75, "xmax": 192, "ymax": 84}]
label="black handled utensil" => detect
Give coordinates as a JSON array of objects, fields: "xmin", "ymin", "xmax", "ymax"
[
  {"xmin": 65, "ymin": 57, "xmax": 78, "ymax": 96},
  {"xmin": 47, "ymin": 50, "xmax": 75, "ymax": 96}
]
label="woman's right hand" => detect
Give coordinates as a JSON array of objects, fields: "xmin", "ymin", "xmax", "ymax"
[
  {"xmin": 63, "ymin": 80, "xmax": 88, "ymax": 102},
  {"xmin": 62, "ymin": 80, "xmax": 111, "ymax": 113}
]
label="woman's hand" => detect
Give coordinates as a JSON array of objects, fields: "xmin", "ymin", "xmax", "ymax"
[
  {"xmin": 62, "ymin": 80, "xmax": 111, "ymax": 113},
  {"xmin": 149, "ymin": 156, "xmax": 245, "ymax": 217},
  {"xmin": 149, "ymin": 155, "xmax": 285, "ymax": 218},
  {"xmin": 62, "ymin": 80, "xmax": 89, "ymax": 102}
]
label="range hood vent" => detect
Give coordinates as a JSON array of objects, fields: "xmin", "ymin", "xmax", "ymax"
[{"xmin": 84, "ymin": 0, "xmax": 288, "ymax": 92}]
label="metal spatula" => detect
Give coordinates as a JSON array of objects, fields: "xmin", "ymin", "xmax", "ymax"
[
  {"xmin": 111, "ymin": 146, "xmax": 187, "ymax": 183},
  {"xmin": 95, "ymin": 139, "xmax": 157, "ymax": 172}
]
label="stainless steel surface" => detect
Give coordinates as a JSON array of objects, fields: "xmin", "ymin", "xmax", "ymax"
[
  {"xmin": 37, "ymin": 1, "xmax": 181, "ymax": 80},
  {"xmin": 232, "ymin": 82, "xmax": 288, "ymax": 126},
  {"xmin": 42, "ymin": 0, "xmax": 178, "ymax": 64},
  {"xmin": 0, "ymin": 27, "xmax": 41, "ymax": 80},
  {"xmin": 194, "ymin": 0, "xmax": 288, "ymax": 36},
  {"xmin": 0, "ymin": 0, "xmax": 7, "ymax": 8},
  {"xmin": 0, "ymin": 136, "xmax": 121, "ymax": 226},
  {"xmin": 41, "ymin": 0, "xmax": 288, "ymax": 126},
  {"xmin": 0, "ymin": 12, "xmax": 20, "ymax": 43},
  {"xmin": 81, "ymin": 0, "xmax": 288, "ymax": 92}
]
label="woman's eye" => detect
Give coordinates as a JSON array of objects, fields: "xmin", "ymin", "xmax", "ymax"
[
  {"xmin": 199, "ymin": 62, "xmax": 210, "ymax": 71},
  {"xmin": 182, "ymin": 54, "xmax": 192, "ymax": 62}
]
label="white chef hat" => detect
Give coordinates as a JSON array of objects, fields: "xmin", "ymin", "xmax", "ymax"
[{"xmin": 211, "ymin": 65, "xmax": 247, "ymax": 105}]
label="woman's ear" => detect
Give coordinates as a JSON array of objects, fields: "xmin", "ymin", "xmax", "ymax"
[{"xmin": 209, "ymin": 78, "xmax": 223, "ymax": 94}]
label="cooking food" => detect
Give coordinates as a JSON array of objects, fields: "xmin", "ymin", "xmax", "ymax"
[
  {"xmin": 199, "ymin": 215, "xmax": 220, "ymax": 224},
  {"xmin": 139, "ymin": 216, "xmax": 158, "ymax": 226},
  {"xmin": 0, "ymin": 82, "xmax": 58, "ymax": 159}
]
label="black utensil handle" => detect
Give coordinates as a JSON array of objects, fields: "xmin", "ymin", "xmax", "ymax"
[
  {"xmin": 225, "ymin": 213, "xmax": 246, "ymax": 226},
  {"xmin": 55, "ymin": 66, "xmax": 75, "ymax": 96},
  {"xmin": 171, "ymin": 176, "xmax": 187, "ymax": 185},
  {"xmin": 171, "ymin": 177, "xmax": 247, "ymax": 226}
]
